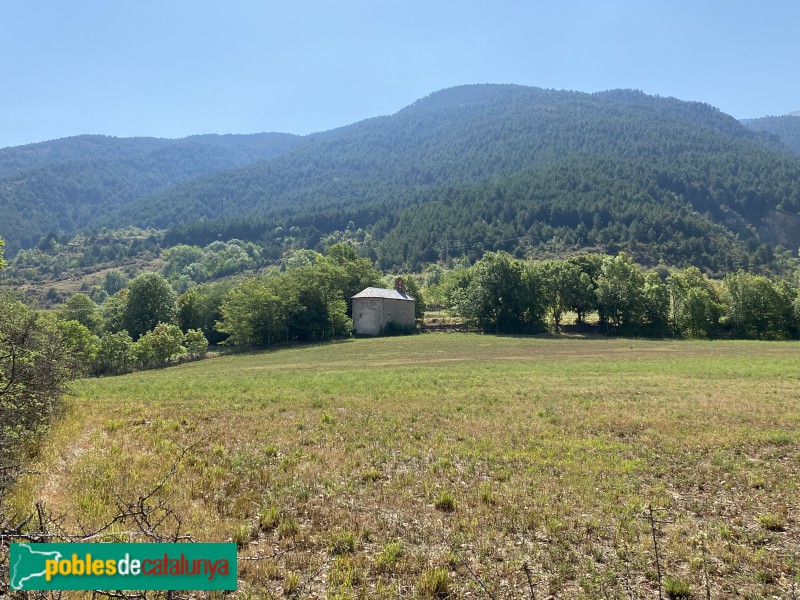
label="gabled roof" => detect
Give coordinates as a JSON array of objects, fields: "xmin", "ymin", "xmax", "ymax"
[{"xmin": 352, "ymin": 287, "xmax": 415, "ymax": 301}]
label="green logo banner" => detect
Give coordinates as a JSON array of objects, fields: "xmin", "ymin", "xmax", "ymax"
[{"xmin": 9, "ymin": 543, "xmax": 237, "ymax": 591}]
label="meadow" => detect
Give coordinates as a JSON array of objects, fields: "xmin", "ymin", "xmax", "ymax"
[{"xmin": 11, "ymin": 334, "xmax": 800, "ymax": 598}]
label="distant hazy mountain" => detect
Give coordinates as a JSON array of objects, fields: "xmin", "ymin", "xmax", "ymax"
[
  {"xmin": 741, "ymin": 115, "xmax": 800, "ymax": 156},
  {"xmin": 0, "ymin": 133, "xmax": 301, "ymax": 252}
]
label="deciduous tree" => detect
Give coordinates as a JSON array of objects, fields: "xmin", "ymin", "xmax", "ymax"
[{"xmin": 122, "ymin": 272, "xmax": 177, "ymax": 339}]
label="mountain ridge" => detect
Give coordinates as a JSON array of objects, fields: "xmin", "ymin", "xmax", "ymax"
[
  {"xmin": 3, "ymin": 84, "xmax": 800, "ymax": 275},
  {"xmin": 0, "ymin": 132, "xmax": 302, "ymax": 252}
]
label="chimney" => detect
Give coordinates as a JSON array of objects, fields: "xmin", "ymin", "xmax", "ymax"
[{"xmin": 394, "ymin": 277, "xmax": 405, "ymax": 292}]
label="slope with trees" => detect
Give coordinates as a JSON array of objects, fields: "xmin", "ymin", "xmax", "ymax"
[
  {"xmin": 103, "ymin": 85, "xmax": 800, "ymax": 273},
  {"xmin": 741, "ymin": 115, "xmax": 800, "ymax": 156},
  {"xmin": 0, "ymin": 133, "xmax": 301, "ymax": 253}
]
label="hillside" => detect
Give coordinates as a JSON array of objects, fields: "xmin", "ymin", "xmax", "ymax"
[
  {"xmin": 741, "ymin": 114, "xmax": 800, "ymax": 156},
  {"xmin": 0, "ymin": 133, "xmax": 301, "ymax": 253},
  {"xmin": 114, "ymin": 85, "xmax": 800, "ymax": 273},
  {"xmin": 5, "ymin": 85, "xmax": 800, "ymax": 273}
]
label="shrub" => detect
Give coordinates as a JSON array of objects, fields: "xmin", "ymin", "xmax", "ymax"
[
  {"xmin": 183, "ymin": 328, "xmax": 208, "ymax": 358},
  {"xmin": 379, "ymin": 321, "xmax": 417, "ymax": 336},
  {"xmin": 0, "ymin": 292, "xmax": 75, "ymax": 486}
]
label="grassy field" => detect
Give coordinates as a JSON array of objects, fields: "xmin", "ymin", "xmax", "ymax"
[{"xmin": 11, "ymin": 334, "xmax": 800, "ymax": 598}]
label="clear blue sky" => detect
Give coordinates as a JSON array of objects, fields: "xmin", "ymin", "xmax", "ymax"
[{"xmin": 2, "ymin": 0, "xmax": 798, "ymax": 149}]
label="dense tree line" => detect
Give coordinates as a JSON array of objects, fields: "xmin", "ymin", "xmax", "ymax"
[
  {"xmin": 34, "ymin": 243, "xmax": 384, "ymax": 377},
  {"xmin": 372, "ymin": 155, "xmax": 797, "ymax": 273},
  {"xmin": 441, "ymin": 251, "xmax": 800, "ymax": 339}
]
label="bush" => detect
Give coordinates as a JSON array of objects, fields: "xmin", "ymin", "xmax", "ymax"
[
  {"xmin": 0, "ymin": 292, "xmax": 75, "ymax": 488},
  {"xmin": 183, "ymin": 328, "xmax": 208, "ymax": 358}
]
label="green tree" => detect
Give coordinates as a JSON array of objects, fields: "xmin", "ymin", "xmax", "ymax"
[
  {"xmin": 54, "ymin": 320, "xmax": 99, "ymax": 376},
  {"xmin": 101, "ymin": 269, "xmax": 128, "ymax": 296},
  {"xmin": 400, "ymin": 275, "xmax": 426, "ymax": 324},
  {"xmin": 537, "ymin": 260, "xmax": 586, "ymax": 332},
  {"xmin": 566, "ymin": 254, "xmax": 604, "ymax": 323},
  {"xmin": 176, "ymin": 289, "xmax": 203, "ymax": 332},
  {"xmin": 183, "ymin": 329, "xmax": 209, "ymax": 359},
  {"xmin": 0, "ymin": 237, "xmax": 5, "ymax": 272},
  {"xmin": 725, "ymin": 272, "xmax": 796, "ymax": 339},
  {"xmin": 667, "ymin": 267, "xmax": 723, "ymax": 338},
  {"xmin": 458, "ymin": 252, "xmax": 545, "ymax": 334},
  {"xmin": 59, "ymin": 293, "xmax": 103, "ymax": 334},
  {"xmin": 176, "ymin": 282, "xmax": 233, "ymax": 344},
  {"xmin": 95, "ymin": 330, "xmax": 134, "ymax": 375},
  {"xmin": 217, "ymin": 276, "xmax": 301, "ymax": 346},
  {"xmin": 162, "ymin": 244, "xmax": 206, "ymax": 279},
  {"xmin": 133, "ymin": 322, "xmax": 185, "ymax": 368},
  {"xmin": 642, "ymin": 272, "xmax": 670, "ymax": 336},
  {"xmin": 102, "ymin": 288, "xmax": 129, "ymax": 334},
  {"xmin": 596, "ymin": 253, "xmax": 646, "ymax": 330},
  {"xmin": 321, "ymin": 243, "xmax": 382, "ymax": 316},
  {"xmin": 683, "ymin": 288, "xmax": 720, "ymax": 338},
  {"xmin": 122, "ymin": 272, "xmax": 177, "ymax": 339},
  {"xmin": 284, "ymin": 263, "xmax": 353, "ymax": 340}
]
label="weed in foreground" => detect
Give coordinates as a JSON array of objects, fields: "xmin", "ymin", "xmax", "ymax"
[
  {"xmin": 664, "ymin": 574, "xmax": 692, "ymax": 599},
  {"xmin": 375, "ymin": 541, "xmax": 404, "ymax": 573},
  {"xmin": 757, "ymin": 513, "xmax": 785, "ymax": 531},
  {"xmin": 232, "ymin": 522, "xmax": 258, "ymax": 548},
  {"xmin": 329, "ymin": 530, "xmax": 357, "ymax": 556},
  {"xmin": 283, "ymin": 571, "xmax": 301, "ymax": 596},
  {"xmin": 277, "ymin": 516, "xmax": 299, "ymax": 539},
  {"xmin": 417, "ymin": 567, "xmax": 451, "ymax": 598},
  {"xmin": 258, "ymin": 505, "xmax": 281, "ymax": 531},
  {"xmin": 434, "ymin": 491, "xmax": 455, "ymax": 512}
]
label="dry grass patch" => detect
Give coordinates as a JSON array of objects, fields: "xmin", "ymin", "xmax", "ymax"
[{"xmin": 8, "ymin": 334, "xmax": 800, "ymax": 597}]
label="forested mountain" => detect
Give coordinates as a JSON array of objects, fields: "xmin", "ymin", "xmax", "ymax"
[
  {"xmin": 5, "ymin": 85, "xmax": 800, "ymax": 274},
  {"xmin": 741, "ymin": 114, "xmax": 800, "ymax": 156},
  {"xmin": 0, "ymin": 133, "xmax": 300, "ymax": 252},
  {"xmin": 104, "ymin": 85, "xmax": 800, "ymax": 273}
]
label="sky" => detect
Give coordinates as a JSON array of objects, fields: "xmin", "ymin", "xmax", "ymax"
[{"xmin": 1, "ymin": 0, "xmax": 799, "ymax": 149}]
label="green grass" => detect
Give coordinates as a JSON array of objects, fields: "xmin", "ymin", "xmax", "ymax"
[{"xmin": 11, "ymin": 334, "xmax": 800, "ymax": 597}]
